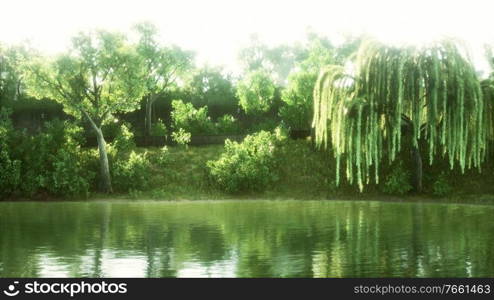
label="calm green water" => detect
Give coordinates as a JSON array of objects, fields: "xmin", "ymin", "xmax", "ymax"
[{"xmin": 0, "ymin": 200, "xmax": 493, "ymax": 277}]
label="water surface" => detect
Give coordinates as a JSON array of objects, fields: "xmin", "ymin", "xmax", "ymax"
[{"xmin": 0, "ymin": 200, "xmax": 493, "ymax": 277}]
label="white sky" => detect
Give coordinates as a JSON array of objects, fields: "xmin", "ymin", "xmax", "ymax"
[{"xmin": 1, "ymin": 0, "xmax": 494, "ymax": 75}]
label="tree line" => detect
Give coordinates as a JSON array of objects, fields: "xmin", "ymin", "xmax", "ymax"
[
  {"xmin": 1, "ymin": 22, "xmax": 494, "ymax": 195},
  {"xmin": 0, "ymin": 23, "xmax": 360, "ymax": 194}
]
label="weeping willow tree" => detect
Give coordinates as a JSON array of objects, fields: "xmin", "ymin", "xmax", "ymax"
[
  {"xmin": 482, "ymin": 45, "xmax": 494, "ymax": 144},
  {"xmin": 313, "ymin": 39, "xmax": 487, "ymax": 192}
]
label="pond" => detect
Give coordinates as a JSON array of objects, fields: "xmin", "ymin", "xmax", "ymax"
[{"xmin": 0, "ymin": 200, "xmax": 493, "ymax": 277}]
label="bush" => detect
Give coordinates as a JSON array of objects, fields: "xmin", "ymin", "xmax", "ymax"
[
  {"xmin": 50, "ymin": 147, "xmax": 93, "ymax": 197},
  {"xmin": 0, "ymin": 149, "xmax": 21, "ymax": 199},
  {"xmin": 432, "ymin": 172, "xmax": 453, "ymax": 197},
  {"xmin": 150, "ymin": 118, "xmax": 168, "ymax": 137},
  {"xmin": 215, "ymin": 114, "xmax": 240, "ymax": 134},
  {"xmin": 111, "ymin": 123, "xmax": 136, "ymax": 154},
  {"xmin": 279, "ymin": 104, "xmax": 311, "ymax": 131},
  {"xmin": 171, "ymin": 128, "xmax": 191, "ymax": 149},
  {"xmin": 154, "ymin": 146, "xmax": 171, "ymax": 168},
  {"xmin": 0, "ymin": 109, "xmax": 21, "ymax": 198},
  {"xmin": 101, "ymin": 117, "xmax": 122, "ymax": 138},
  {"xmin": 381, "ymin": 161, "xmax": 412, "ymax": 195},
  {"xmin": 171, "ymin": 99, "xmax": 216, "ymax": 134},
  {"xmin": 14, "ymin": 119, "xmax": 95, "ymax": 197},
  {"xmin": 108, "ymin": 123, "xmax": 151, "ymax": 192},
  {"xmin": 207, "ymin": 129, "xmax": 286, "ymax": 193},
  {"xmin": 112, "ymin": 150, "xmax": 151, "ymax": 192}
]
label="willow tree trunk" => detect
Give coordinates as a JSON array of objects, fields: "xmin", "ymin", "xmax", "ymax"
[
  {"xmin": 95, "ymin": 128, "xmax": 113, "ymax": 193},
  {"xmin": 145, "ymin": 94, "xmax": 158, "ymax": 138},
  {"xmin": 411, "ymin": 144, "xmax": 423, "ymax": 193}
]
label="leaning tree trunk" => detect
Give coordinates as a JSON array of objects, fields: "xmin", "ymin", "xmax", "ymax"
[
  {"xmin": 95, "ymin": 127, "xmax": 113, "ymax": 193},
  {"xmin": 411, "ymin": 144, "xmax": 423, "ymax": 193}
]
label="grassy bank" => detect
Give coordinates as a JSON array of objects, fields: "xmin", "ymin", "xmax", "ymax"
[
  {"xmin": 81, "ymin": 139, "xmax": 494, "ymax": 205},
  {"xmin": 5, "ymin": 134, "xmax": 494, "ymax": 205}
]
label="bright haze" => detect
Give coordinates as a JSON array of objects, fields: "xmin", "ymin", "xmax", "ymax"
[{"xmin": 1, "ymin": 0, "xmax": 493, "ymax": 74}]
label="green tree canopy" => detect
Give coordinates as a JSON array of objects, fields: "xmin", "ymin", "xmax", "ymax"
[
  {"xmin": 278, "ymin": 32, "xmax": 356, "ymax": 131},
  {"xmin": 279, "ymin": 70, "xmax": 317, "ymax": 130},
  {"xmin": 313, "ymin": 39, "xmax": 486, "ymax": 191},
  {"xmin": 238, "ymin": 34, "xmax": 300, "ymax": 85},
  {"xmin": 22, "ymin": 30, "xmax": 146, "ymax": 193},
  {"xmin": 0, "ymin": 44, "xmax": 30, "ymax": 105},
  {"xmin": 295, "ymin": 32, "xmax": 335, "ymax": 73},
  {"xmin": 133, "ymin": 21, "xmax": 194, "ymax": 136},
  {"xmin": 184, "ymin": 66, "xmax": 238, "ymax": 115},
  {"xmin": 236, "ymin": 70, "xmax": 276, "ymax": 115}
]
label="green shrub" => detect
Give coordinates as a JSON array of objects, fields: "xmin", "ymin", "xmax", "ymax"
[
  {"xmin": 108, "ymin": 123, "xmax": 152, "ymax": 192},
  {"xmin": 101, "ymin": 118, "xmax": 122, "ymax": 138},
  {"xmin": 432, "ymin": 172, "xmax": 453, "ymax": 197},
  {"xmin": 207, "ymin": 130, "xmax": 286, "ymax": 193},
  {"xmin": 171, "ymin": 99, "xmax": 216, "ymax": 134},
  {"xmin": 112, "ymin": 150, "xmax": 151, "ymax": 192},
  {"xmin": 279, "ymin": 104, "xmax": 312, "ymax": 131},
  {"xmin": 381, "ymin": 161, "xmax": 412, "ymax": 195},
  {"xmin": 0, "ymin": 108, "xmax": 21, "ymax": 198},
  {"xmin": 172, "ymin": 128, "xmax": 191, "ymax": 149},
  {"xmin": 216, "ymin": 114, "xmax": 240, "ymax": 135},
  {"xmin": 50, "ymin": 147, "xmax": 93, "ymax": 197},
  {"xmin": 0, "ymin": 149, "xmax": 21, "ymax": 198},
  {"xmin": 273, "ymin": 125, "xmax": 289, "ymax": 141},
  {"xmin": 14, "ymin": 119, "xmax": 95, "ymax": 197},
  {"xmin": 154, "ymin": 146, "xmax": 171, "ymax": 168},
  {"xmin": 150, "ymin": 118, "xmax": 168, "ymax": 137},
  {"xmin": 112, "ymin": 123, "xmax": 136, "ymax": 154}
]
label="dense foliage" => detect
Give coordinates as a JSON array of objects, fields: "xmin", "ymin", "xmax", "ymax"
[
  {"xmin": 381, "ymin": 161, "xmax": 412, "ymax": 195},
  {"xmin": 150, "ymin": 118, "xmax": 168, "ymax": 137},
  {"xmin": 184, "ymin": 66, "xmax": 238, "ymax": 116},
  {"xmin": 22, "ymin": 30, "xmax": 146, "ymax": 193},
  {"xmin": 112, "ymin": 151, "xmax": 151, "ymax": 192},
  {"xmin": 279, "ymin": 71, "xmax": 317, "ymax": 130},
  {"xmin": 1, "ymin": 109, "xmax": 97, "ymax": 199},
  {"xmin": 110, "ymin": 124, "xmax": 151, "ymax": 192},
  {"xmin": 14, "ymin": 119, "xmax": 94, "ymax": 197},
  {"xmin": 215, "ymin": 114, "xmax": 239, "ymax": 134},
  {"xmin": 171, "ymin": 128, "xmax": 191, "ymax": 148},
  {"xmin": 207, "ymin": 129, "xmax": 287, "ymax": 193},
  {"xmin": 170, "ymin": 99, "xmax": 215, "ymax": 134},
  {"xmin": 432, "ymin": 172, "xmax": 453, "ymax": 197},
  {"xmin": 1, "ymin": 23, "xmax": 494, "ymax": 199},
  {"xmin": 133, "ymin": 22, "xmax": 193, "ymax": 136},
  {"xmin": 236, "ymin": 70, "xmax": 276, "ymax": 115},
  {"xmin": 313, "ymin": 39, "xmax": 486, "ymax": 191},
  {"xmin": 0, "ymin": 109, "xmax": 21, "ymax": 198}
]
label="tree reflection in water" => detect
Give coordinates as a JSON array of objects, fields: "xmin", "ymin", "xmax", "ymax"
[{"xmin": 0, "ymin": 201, "xmax": 493, "ymax": 277}]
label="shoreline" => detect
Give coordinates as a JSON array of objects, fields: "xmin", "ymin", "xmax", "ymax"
[
  {"xmin": 3, "ymin": 193, "xmax": 494, "ymax": 206},
  {"xmin": 2, "ymin": 143, "xmax": 493, "ymax": 206}
]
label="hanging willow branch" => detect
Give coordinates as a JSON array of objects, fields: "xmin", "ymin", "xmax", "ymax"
[
  {"xmin": 313, "ymin": 39, "xmax": 486, "ymax": 191},
  {"xmin": 483, "ymin": 45, "xmax": 494, "ymax": 144}
]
